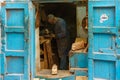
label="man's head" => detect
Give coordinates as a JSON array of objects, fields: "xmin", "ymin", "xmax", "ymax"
[{"xmin": 47, "ymin": 14, "xmax": 55, "ymax": 24}]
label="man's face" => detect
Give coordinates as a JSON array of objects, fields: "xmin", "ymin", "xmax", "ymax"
[{"xmin": 48, "ymin": 18, "xmax": 54, "ymax": 24}]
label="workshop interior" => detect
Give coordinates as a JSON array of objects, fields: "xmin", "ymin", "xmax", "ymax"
[{"xmin": 34, "ymin": 1, "xmax": 88, "ymax": 77}]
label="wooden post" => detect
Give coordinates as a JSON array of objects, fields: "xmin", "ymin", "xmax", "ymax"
[
  {"xmin": 43, "ymin": 43, "xmax": 48, "ymax": 69},
  {"xmin": 45, "ymin": 40, "xmax": 54, "ymax": 68},
  {"xmin": 35, "ymin": 27, "xmax": 40, "ymax": 73},
  {"xmin": 35, "ymin": 3, "xmax": 41, "ymax": 73}
]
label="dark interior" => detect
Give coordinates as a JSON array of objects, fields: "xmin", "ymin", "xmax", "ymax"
[
  {"xmin": 35, "ymin": 1, "xmax": 88, "ymax": 70},
  {"xmin": 39, "ymin": 3, "xmax": 77, "ymax": 69},
  {"xmin": 40, "ymin": 3, "xmax": 77, "ymax": 43}
]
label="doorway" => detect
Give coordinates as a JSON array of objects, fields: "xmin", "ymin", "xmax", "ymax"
[{"xmin": 33, "ymin": 1, "xmax": 88, "ymax": 79}]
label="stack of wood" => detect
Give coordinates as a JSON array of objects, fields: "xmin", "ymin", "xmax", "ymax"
[
  {"xmin": 40, "ymin": 36, "xmax": 54, "ymax": 69},
  {"xmin": 71, "ymin": 38, "xmax": 88, "ymax": 53},
  {"xmin": 44, "ymin": 40, "xmax": 54, "ymax": 69}
]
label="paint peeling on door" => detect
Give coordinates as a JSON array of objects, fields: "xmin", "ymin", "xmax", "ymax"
[
  {"xmin": 0, "ymin": 1, "xmax": 6, "ymax": 7},
  {"xmin": 94, "ymin": 78, "xmax": 107, "ymax": 80},
  {"xmin": 100, "ymin": 14, "xmax": 108, "ymax": 23}
]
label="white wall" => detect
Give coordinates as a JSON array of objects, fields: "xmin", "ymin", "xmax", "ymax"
[{"xmin": 76, "ymin": 6, "xmax": 88, "ymax": 38}]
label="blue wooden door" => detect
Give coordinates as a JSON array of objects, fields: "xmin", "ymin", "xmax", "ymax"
[
  {"xmin": 1, "ymin": 2, "xmax": 30, "ymax": 80},
  {"xmin": 88, "ymin": 0, "xmax": 120, "ymax": 80}
]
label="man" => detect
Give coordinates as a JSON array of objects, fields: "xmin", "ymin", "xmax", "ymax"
[{"xmin": 47, "ymin": 14, "xmax": 69, "ymax": 70}]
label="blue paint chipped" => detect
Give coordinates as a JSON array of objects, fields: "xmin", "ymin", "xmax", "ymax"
[
  {"xmin": 1, "ymin": 2, "xmax": 30, "ymax": 80},
  {"xmin": 0, "ymin": 0, "xmax": 120, "ymax": 80}
]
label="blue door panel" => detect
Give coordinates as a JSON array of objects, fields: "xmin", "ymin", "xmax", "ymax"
[
  {"xmin": 89, "ymin": 1, "xmax": 115, "ymax": 7},
  {"xmin": 93, "ymin": 33, "xmax": 115, "ymax": 53},
  {"xmin": 0, "ymin": 54, "xmax": 5, "ymax": 74},
  {"xmin": 94, "ymin": 60, "xmax": 115, "ymax": 80},
  {"xmin": 7, "ymin": 9, "xmax": 24, "ymax": 27},
  {"xmin": 92, "ymin": 54, "xmax": 117, "ymax": 61},
  {"xmin": 69, "ymin": 53, "xmax": 88, "ymax": 68},
  {"xmin": 88, "ymin": 0, "xmax": 120, "ymax": 80},
  {"xmin": 93, "ymin": 28, "xmax": 117, "ymax": 34},
  {"xmin": 6, "ymin": 32, "xmax": 24, "ymax": 50},
  {"xmin": 93, "ymin": 7, "xmax": 115, "ymax": 27},
  {"xmin": 1, "ymin": 2, "xmax": 29, "ymax": 80},
  {"xmin": 6, "ymin": 57, "xmax": 24, "ymax": 73},
  {"xmin": 4, "ymin": 75, "xmax": 23, "ymax": 80},
  {"xmin": 6, "ymin": 0, "xmax": 29, "ymax": 1},
  {"xmin": 116, "ymin": 60, "xmax": 120, "ymax": 80}
]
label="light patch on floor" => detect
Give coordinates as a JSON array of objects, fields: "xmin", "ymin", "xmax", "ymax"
[
  {"xmin": 33, "ymin": 78, "xmax": 40, "ymax": 80},
  {"xmin": 94, "ymin": 78, "xmax": 107, "ymax": 80}
]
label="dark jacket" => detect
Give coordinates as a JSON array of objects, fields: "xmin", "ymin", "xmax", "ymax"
[{"xmin": 54, "ymin": 18, "xmax": 69, "ymax": 57}]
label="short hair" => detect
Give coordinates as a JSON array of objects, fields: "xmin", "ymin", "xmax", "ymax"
[{"xmin": 47, "ymin": 14, "xmax": 55, "ymax": 20}]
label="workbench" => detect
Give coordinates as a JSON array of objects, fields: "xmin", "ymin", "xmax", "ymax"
[{"xmin": 40, "ymin": 37, "xmax": 54, "ymax": 69}]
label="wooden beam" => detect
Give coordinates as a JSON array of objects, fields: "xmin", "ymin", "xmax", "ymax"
[
  {"xmin": 45, "ymin": 40, "xmax": 54, "ymax": 68},
  {"xmin": 70, "ymin": 68, "xmax": 88, "ymax": 71},
  {"xmin": 43, "ymin": 42, "xmax": 48, "ymax": 69},
  {"xmin": 35, "ymin": 27, "xmax": 40, "ymax": 73}
]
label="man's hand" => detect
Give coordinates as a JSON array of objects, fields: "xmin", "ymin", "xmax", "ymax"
[
  {"xmin": 51, "ymin": 34, "xmax": 55, "ymax": 38},
  {"xmin": 45, "ymin": 29, "xmax": 49, "ymax": 34}
]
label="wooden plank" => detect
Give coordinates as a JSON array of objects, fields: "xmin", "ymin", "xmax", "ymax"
[
  {"xmin": 40, "ymin": 39, "xmax": 53, "ymax": 69},
  {"xmin": 43, "ymin": 43, "xmax": 48, "ymax": 69},
  {"xmin": 35, "ymin": 27, "xmax": 40, "ymax": 73},
  {"xmin": 76, "ymin": 76, "xmax": 88, "ymax": 80},
  {"xmin": 39, "ymin": 36, "xmax": 48, "ymax": 44},
  {"xmin": 35, "ymin": 4, "xmax": 40, "ymax": 28},
  {"xmin": 45, "ymin": 40, "xmax": 54, "ymax": 68},
  {"xmin": 37, "ymin": 69, "xmax": 73, "ymax": 78},
  {"xmin": 35, "ymin": 4, "xmax": 40, "ymax": 73},
  {"xmin": 40, "ymin": 60, "xmax": 44, "ymax": 69},
  {"xmin": 70, "ymin": 68, "xmax": 88, "ymax": 71}
]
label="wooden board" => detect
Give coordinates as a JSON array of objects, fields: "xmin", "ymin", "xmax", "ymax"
[
  {"xmin": 41, "ymin": 39, "xmax": 54, "ymax": 69},
  {"xmin": 36, "ymin": 27, "xmax": 40, "ymax": 73},
  {"xmin": 35, "ymin": 4, "xmax": 40, "ymax": 28},
  {"xmin": 45, "ymin": 40, "xmax": 53, "ymax": 68},
  {"xmin": 43, "ymin": 43, "xmax": 48, "ymax": 69},
  {"xmin": 76, "ymin": 76, "xmax": 88, "ymax": 80},
  {"xmin": 40, "ymin": 60, "xmax": 44, "ymax": 69},
  {"xmin": 37, "ymin": 69, "xmax": 73, "ymax": 78},
  {"xmin": 70, "ymin": 68, "xmax": 88, "ymax": 71}
]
